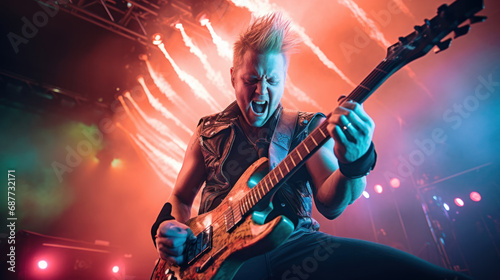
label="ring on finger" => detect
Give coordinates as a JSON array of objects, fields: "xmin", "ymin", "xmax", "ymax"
[{"xmin": 342, "ymin": 122, "xmax": 353, "ymax": 131}]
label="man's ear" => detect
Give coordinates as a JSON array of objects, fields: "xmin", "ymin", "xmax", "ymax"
[{"xmin": 230, "ymin": 67, "xmax": 235, "ymax": 88}]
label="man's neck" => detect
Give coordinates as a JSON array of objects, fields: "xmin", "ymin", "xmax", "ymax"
[{"xmin": 238, "ymin": 105, "xmax": 282, "ymax": 143}]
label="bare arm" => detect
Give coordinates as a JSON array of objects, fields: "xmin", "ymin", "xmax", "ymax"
[
  {"xmin": 167, "ymin": 126, "xmax": 207, "ymax": 223},
  {"xmin": 305, "ymin": 101, "xmax": 374, "ymax": 219},
  {"xmin": 155, "ymin": 126, "xmax": 207, "ymax": 264}
]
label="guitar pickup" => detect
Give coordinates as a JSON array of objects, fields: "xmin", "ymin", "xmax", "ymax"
[{"xmin": 186, "ymin": 226, "xmax": 212, "ymax": 265}]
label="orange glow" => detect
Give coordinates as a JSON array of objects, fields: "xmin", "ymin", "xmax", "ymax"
[
  {"xmin": 175, "ymin": 24, "xmax": 233, "ymax": 100},
  {"xmin": 204, "ymin": 21, "xmax": 233, "ymax": 61},
  {"xmin": 229, "ymin": 0, "xmax": 355, "ymax": 87},
  {"xmin": 200, "ymin": 18, "xmax": 209, "ymax": 26},
  {"xmin": 157, "ymin": 43, "xmax": 223, "ymax": 111},
  {"xmin": 111, "ymin": 158, "xmax": 122, "ymax": 168},
  {"xmin": 152, "ymin": 33, "xmax": 163, "ymax": 45}
]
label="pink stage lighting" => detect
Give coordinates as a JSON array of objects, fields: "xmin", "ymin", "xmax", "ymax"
[
  {"xmin": 38, "ymin": 260, "xmax": 48, "ymax": 270},
  {"xmin": 390, "ymin": 178, "xmax": 400, "ymax": 188},
  {"xmin": 112, "ymin": 265, "xmax": 119, "ymax": 273},
  {"xmin": 374, "ymin": 184, "xmax": 383, "ymax": 194},
  {"xmin": 454, "ymin": 198, "xmax": 464, "ymax": 207},
  {"xmin": 470, "ymin": 191, "xmax": 481, "ymax": 202}
]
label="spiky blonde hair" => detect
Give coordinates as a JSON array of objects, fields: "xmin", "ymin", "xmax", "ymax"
[{"xmin": 233, "ymin": 12, "xmax": 299, "ymax": 71}]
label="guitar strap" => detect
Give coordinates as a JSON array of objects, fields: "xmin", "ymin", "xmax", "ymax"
[{"xmin": 269, "ymin": 108, "xmax": 299, "ymax": 170}]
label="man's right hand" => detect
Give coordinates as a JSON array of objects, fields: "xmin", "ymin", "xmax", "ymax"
[{"xmin": 155, "ymin": 220, "xmax": 195, "ymax": 266}]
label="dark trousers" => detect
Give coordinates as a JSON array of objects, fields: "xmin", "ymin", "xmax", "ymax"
[{"xmin": 234, "ymin": 229, "xmax": 472, "ymax": 280}]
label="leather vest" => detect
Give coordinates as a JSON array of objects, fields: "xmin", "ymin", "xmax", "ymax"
[{"xmin": 197, "ymin": 102, "xmax": 323, "ymax": 229}]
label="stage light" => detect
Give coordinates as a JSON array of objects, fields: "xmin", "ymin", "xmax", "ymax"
[
  {"xmin": 38, "ymin": 260, "xmax": 48, "ymax": 270},
  {"xmin": 152, "ymin": 33, "xmax": 163, "ymax": 45},
  {"xmin": 443, "ymin": 203, "xmax": 450, "ymax": 211},
  {"xmin": 200, "ymin": 18, "xmax": 209, "ymax": 26},
  {"xmin": 111, "ymin": 158, "xmax": 122, "ymax": 168},
  {"xmin": 454, "ymin": 198, "xmax": 464, "ymax": 207},
  {"xmin": 374, "ymin": 184, "xmax": 383, "ymax": 194},
  {"xmin": 470, "ymin": 191, "xmax": 481, "ymax": 202},
  {"xmin": 390, "ymin": 178, "xmax": 400, "ymax": 188},
  {"xmin": 112, "ymin": 265, "xmax": 119, "ymax": 273},
  {"xmin": 175, "ymin": 23, "xmax": 183, "ymax": 29},
  {"xmin": 362, "ymin": 191, "xmax": 370, "ymax": 199}
]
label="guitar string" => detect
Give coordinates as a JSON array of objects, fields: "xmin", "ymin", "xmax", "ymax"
[
  {"xmin": 202, "ymin": 59, "xmax": 395, "ymax": 234},
  {"xmin": 205, "ymin": 125, "xmax": 329, "ymax": 231}
]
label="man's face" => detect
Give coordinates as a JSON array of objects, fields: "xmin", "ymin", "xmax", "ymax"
[{"xmin": 231, "ymin": 50, "xmax": 287, "ymax": 127}]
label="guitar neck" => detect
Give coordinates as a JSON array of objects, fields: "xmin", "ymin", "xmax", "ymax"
[{"xmin": 238, "ymin": 59, "xmax": 398, "ymax": 215}]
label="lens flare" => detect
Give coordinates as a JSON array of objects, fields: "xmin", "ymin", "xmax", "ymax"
[
  {"xmin": 362, "ymin": 191, "xmax": 370, "ymax": 198},
  {"xmin": 38, "ymin": 260, "xmax": 48, "ymax": 270},
  {"xmin": 470, "ymin": 191, "xmax": 481, "ymax": 202},
  {"xmin": 454, "ymin": 198, "xmax": 464, "ymax": 207},
  {"xmin": 390, "ymin": 178, "xmax": 400, "ymax": 188}
]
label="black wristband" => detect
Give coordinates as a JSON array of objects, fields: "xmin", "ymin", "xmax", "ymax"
[
  {"xmin": 151, "ymin": 202, "xmax": 175, "ymax": 247},
  {"xmin": 338, "ymin": 142, "xmax": 377, "ymax": 179}
]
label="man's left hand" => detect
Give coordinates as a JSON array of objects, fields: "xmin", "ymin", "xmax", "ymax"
[{"xmin": 326, "ymin": 101, "xmax": 375, "ymax": 164}]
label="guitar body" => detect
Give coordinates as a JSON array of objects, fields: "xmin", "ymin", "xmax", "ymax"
[{"xmin": 151, "ymin": 157, "xmax": 295, "ymax": 280}]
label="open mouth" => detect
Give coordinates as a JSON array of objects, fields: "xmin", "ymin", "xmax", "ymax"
[{"xmin": 250, "ymin": 100, "xmax": 268, "ymax": 115}]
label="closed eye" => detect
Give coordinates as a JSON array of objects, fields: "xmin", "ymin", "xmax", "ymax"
[{"xmin": 268, "ymin": 79, "xmax": 279, "ymax": 85}]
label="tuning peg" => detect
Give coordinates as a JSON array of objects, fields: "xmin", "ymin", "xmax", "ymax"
[
  {"xmin": 470, "ymin": 15, "xmax": 487, "ymax": 24},
  {"xmin": 434, "ymin": 38, "xmax": 452, "ymax": 54},
  {"xmin": 454, "ymin": 25, "xmax": 470, "ymax": 38}
]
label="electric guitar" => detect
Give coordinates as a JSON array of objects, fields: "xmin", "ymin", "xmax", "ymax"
[{"xmin": 151, "ymin": 0, "xmax": 486, "ymax": 279}]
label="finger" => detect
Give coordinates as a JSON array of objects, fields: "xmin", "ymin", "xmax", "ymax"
[
  {"xmin": 332, "ymin": 105, "xmax": 351, "ymax": 116},
  {"xmin": 186, "ymin": 228, "xmax": 197, "ymax": 242},
  {"xmin": 349, "ymin": 102, "xmax": 374, "ymax": 127},
  {"xmin": 327, "ymin": 112, "xmax": 344, "ymax": 127},
  {"xmin": 159, "ymin": 245, "xmax": 184, "ymax": 257},
  {"xmin": 341, "ymin": 112, "xmax": 369, "ymax": 137},
  {"xmin": 156, "ymin": 236, "xmax": 187, "ymax": 248},
  {"xmin": 339, "ymin": 100, "xmax": 356, "ymax": 108},
  {"xmin": 327, "ymin": 123, "xmax": 348, "ymax": 145},
  {"xmin": 159, "ymin": 226, "xmax": 189, "ymax": 238}
]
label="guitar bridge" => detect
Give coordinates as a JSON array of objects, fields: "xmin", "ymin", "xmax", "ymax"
[{"xmin": 186, "ymin": 226, "xmax": 212, "ymax": 265}]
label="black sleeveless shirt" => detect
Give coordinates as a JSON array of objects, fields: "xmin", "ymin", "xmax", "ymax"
[{"xmin": 197, "ymin": 102, "xmax": 323, "ymax": 229}]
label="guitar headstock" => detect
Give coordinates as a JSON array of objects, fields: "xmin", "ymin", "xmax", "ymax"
[{"xmin": 385, "ymin": 0, "xmax": 486, "ymax": 67}]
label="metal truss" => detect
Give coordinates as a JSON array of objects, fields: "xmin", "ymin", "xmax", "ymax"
[{"xmin": 35, "ymin": 0, "xmax": 196, "ymax": 46}]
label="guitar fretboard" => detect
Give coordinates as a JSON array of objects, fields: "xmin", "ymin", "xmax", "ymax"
[{"xmin": 237, "ymin": 58, "xmax": 400, "ymax": 216}]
